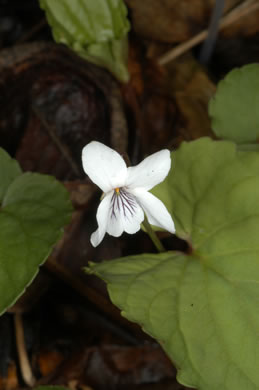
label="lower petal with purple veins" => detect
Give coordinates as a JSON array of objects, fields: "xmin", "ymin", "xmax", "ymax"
[{"xmin": 107, "ymin": 188, "xmax": 144, "ymax": 236}]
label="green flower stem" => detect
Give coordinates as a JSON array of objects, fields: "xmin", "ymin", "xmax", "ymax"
[{"xmin": 142, "ymin": 218, "xmax": 165, "ymax": 253}]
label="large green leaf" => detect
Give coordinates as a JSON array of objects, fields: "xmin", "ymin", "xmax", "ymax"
[
  {"xmin": 87, "ymin": 138, "xmax": 259, "ymax": 390},
  {"xmin": 39, "ymin": 0, "xmax": 130, "ymax": 82},
  {"xmin": 0, "ymin": 149, "xmax": 72, "ymax": 314},
  {"xmin": 209, "ymin": 64, "xmax": 259, "ymax": 144}
]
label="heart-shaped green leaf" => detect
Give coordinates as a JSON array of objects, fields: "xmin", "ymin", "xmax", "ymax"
[
  {"xmin": 0, "ymin": 149, "xmax": 72, "ymax": 314},
  {"xmin": 87, "ymin": 138, "xmax": 259, "ymax": 390},
  {"xmin": 209, "ymin": 64, "xmax": 259, "ymax": 144},
  {"xmin": 39, "ymin": 0, "xmax": 130, "ymax": 82}
]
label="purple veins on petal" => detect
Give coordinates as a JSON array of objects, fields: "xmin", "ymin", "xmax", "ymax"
[{"xmin": 110, "ymin": 188, "xmax": 137, "ymax": 220}]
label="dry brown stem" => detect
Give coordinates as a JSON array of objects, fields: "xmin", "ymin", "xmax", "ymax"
[
  {"xmin": 14, "ymin": 313, "xmax": 36, "ymax": 387},
  {"xmin": 158, "ymin": 0, "xmax": 259, "ymax": 65}
]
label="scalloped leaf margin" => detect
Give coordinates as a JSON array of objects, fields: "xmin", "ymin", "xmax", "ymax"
[
  {"xmin": 87, "ymin": 138, "xmax": 259, "ymax": 390},
  {"xmin": 0, "ymin": 148, "xmax": 72, "ymax": 314},
  {"xmin": 39, "ymin": 0, "xmax": 130, "ymax": 82},
  {"xmin": 209, "ymin": 64, "xmax": 259, "ymax": 145}
]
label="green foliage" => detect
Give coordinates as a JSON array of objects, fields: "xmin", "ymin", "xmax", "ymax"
[
  {"xmin": 39, "ymin": 0, "xmax": 130, "ymax": 82},
  {"xmin": 209, "ymin": 64, "xmax": 259, "ymax": 144},
  {"xmin": 0, "ymin": 149, "xmax": 22, "ymax": 201},
  {"xmin": 87, "ymin": 138, "xmax": 259, "ymax": 390},
  {"xmin": 0, "ymin": 149, "xmax": 72, "ymax": 314}
]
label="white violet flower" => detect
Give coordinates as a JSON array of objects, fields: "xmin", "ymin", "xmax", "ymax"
[{"xmin": 82, "ymin": 141, "xmax": 175, "ymax": 247}]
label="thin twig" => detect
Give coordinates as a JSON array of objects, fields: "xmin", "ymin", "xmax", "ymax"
[
  {"xmin": 14, "ymin": 313, "xmax": 36, "ymax": 387},
  {"xmin": 158, "ymin": 0, "xmax": 259, "ymax": 65}
]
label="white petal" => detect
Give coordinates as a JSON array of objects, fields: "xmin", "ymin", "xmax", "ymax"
[
  {"xmin": 131, "ymin": 189, "xmax": 175, "ymax": 234},
  {"xmin": 106, "ymin": 190, "xmax": 144, "ymax": 237},
  {"xmin": 126, "ymin": 149, "xmax": 171, "ymax": 191},
  {"xmin": 82, "ymin": 141, "xmax": 127, "ymax": 193},
  {"xmin": 90, "ymin": 192, "xmax": 113, "ymax": 247}
]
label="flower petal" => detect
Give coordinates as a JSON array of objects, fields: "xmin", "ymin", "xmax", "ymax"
[
  {"xmin": 131, "ymin": 189, "xmax": 175, "ymax": 234},
  {"xmin": 82, "ymin": 141, "xmax": 127, "ymax": 193},
  {"xmin": 126, "ymin": 149, "xmax": 171, "ymax": 191},
  {"xmin": 106, "ymin": 190, "xmax": 144, "ymax": 237},
  {"xmin": 90, "ymin": 191, "xmax": 113, "ymax": 247}
]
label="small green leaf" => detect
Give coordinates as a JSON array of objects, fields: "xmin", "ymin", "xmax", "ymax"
[
  {"xmin": 39, "ymin": 0, "xmax": 130, "ymax": 82},
  {"xmin": 87, "ymin": 138, "xmax": 259, "ymax": 390},
  {"xmin": 209, "ymin": 64, "xmax": 259, "ymax": 144},
  {"xmin": 0, "ymin": 150, "xmax": 72, "ymax": 314}
]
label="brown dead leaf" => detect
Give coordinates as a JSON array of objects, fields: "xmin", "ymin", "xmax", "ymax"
[
  {"xmin": 63, "ymin": 181, "xmax": 97, "ymax": 209},
  {"xmin": 122, "ymin": 49, "xmax": 179, "ymax": 157},
  {"xmin": 40, "ymin": 345, "xmax": 176, "ymax": 390},
  {"xmin": 128, "ymin": 40, "xmax": 145, "ymax": 97},
  {"xmin": 123, "ymin": 42, "xmax": 215, "ymax": 157},
  {"xmin": 67, "ymin": 379, "xmax": 94, "ymax": 390},
  {"xmin": 141, "ymin": 86, "xmax": 177, "ymax": 154},
  {"xmin": 162, "ymin": 55, "xmax": 216, "ymax": 144},
  {"xmin": 221, "ymin": 6, "xmax": 259, "ymax": 37},
  {"xmin": 125, "ymin": 0, "xmax": 240, "ymax": 43},
  {"xmin": 0, "ymin": 362, "xmax": 18, "ymax": 390},
  {"xmin": 0, "ymin": 42, "xmax": 128, "ymax": 180},
  {"xmin": 38, "ymin": 350, "xmax": 64, "ymax": 377}
]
